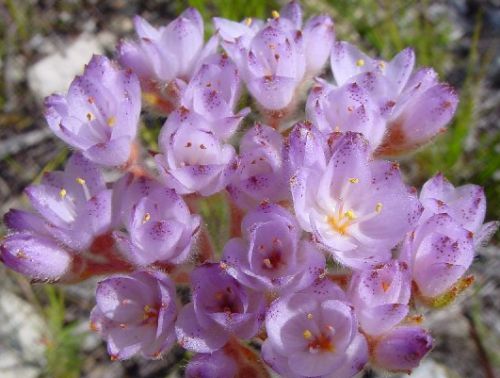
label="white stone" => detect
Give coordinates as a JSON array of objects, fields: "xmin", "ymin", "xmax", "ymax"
[
  {"xmin": 0, "ymin": 291, "xmax": 45, "ymax": 377},
  {"xmin": 27, "ymin": 32, "xmax": 116, "ymax": 101},
  {"xmin": 409, "ymin": 359, "xmax": 458, "ymax": 378}
]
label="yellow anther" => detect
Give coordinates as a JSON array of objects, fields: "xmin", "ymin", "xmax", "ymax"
[
  {"xmin": 143, "ymin": 304, "xmax": 158, "ymax": 320},
  {"xmin": 271, "ymin": 10, "xmax": 280, "ymax": 19},
  {"xmin": 142, "ymin": 212, "xmax": 151, "ymax": 224},
  {"xmin": 107, "ymin": 116, "xmax": 116, "ymax": 127},
  {"xmin": 378, "ymin": 61, "xmax": 386, "ymax": 69},
  {"xmin": 86, "ymin": 112, "xmax": 95, "ymax": 121},
  {"xmin": 375, "ymin": 202, "xmax": 383, "ymax": 213},
  {"xmin": 344, "ymin": 209, "xmax": 357, "ymax": 220},
  {"xmin": 244, "ymin": 17, "xmax": 252, "ymax": 26},
  {"xmin": 382, "ymin": 281, "xmax": 391, "ymax": 292},
  {"xmin": 75, "ymin": 177, "xmax": 86, "ymax": 185},
  {"xmin": 303, "ymin": 329, "xmax": 313, "ymax": 340},
  {"xmin": 307, "ymin": 313, "xmax": 313, "ymax": 320},
  {"xmin": 143, "ymin": 92, "xmax": 159, "ymax": 106},
  {"xmin": 263, "ymin": 258, "xmax": 273, "ymax": 268},
  {"xmin": 59, "ymin": 188, "xmax": 67, "ymax": 198},
  {"xmin": 356, "ymin": 59, "xmax": 365, "ymax": 67},
  {"xmin": 348, "ymin": 178, "xmax": 359, "ymax": 184}
]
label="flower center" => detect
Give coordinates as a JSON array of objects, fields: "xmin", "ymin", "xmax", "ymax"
[
  {"xmin": 214, "ymin": 287, "xmax": 242, "ymax": 314},
  {"xmin": 326, "ymin": 208, "xmax": 357, "ymax": 235},
  {"xmin": 142, "ymin": 304, "xmax": 159, "ymax": 324},
  {"xmin": 303, "ymin": 328, "xmax": 336, "ymax": 353},
  {"xmin": 262, "ymin": 249, "xmax": 283, "ymax": 270}
]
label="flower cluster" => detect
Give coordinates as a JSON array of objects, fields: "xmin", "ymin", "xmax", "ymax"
[{"xmin": 1, "ymin": 2, "xmax": 497, "ymax": 377}]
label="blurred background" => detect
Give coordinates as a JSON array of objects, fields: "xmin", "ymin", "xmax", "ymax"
[{"xmin": 0, "ymin": 0, "xmax": 498, "ymax": 377}]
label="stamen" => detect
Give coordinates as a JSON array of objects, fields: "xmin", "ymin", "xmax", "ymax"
[
  {"xmin": 76, "ymin": 177, "xmax": 91, "ymax": 200},
  {"xmin": 382, "ymin": 281, "xmax": 391, "ymax": 292},
  {"xmin": 143, "ymin": 304, "xmax": 158, "ymax": 321},
  {"xmin": 107, "ymin": 116, "xmax": 116, "ymax": 127},
  {"xmin": 59, "ymin": 188, "xmax": 67, "ymax": 199},
  {"xmin": 143, "ymin": 92, "xmax": 159, "ymax": 106},
  {"xmin": 303, "ymin": 329, "xmax": 313, "ymax": 340},
  {"xmin": 344, "ymin": 209, "xmax": 357, "ymax": 220},
  {"xmin": 375, "ymin": 202, "xmax": 383, "ymax": 213},
  {"xmin": 356, "ymin": 59, "xmax": 365, "ymax": 67},
  {"xmin": 86, "ymin": 112, "xmax": 95, "ymax": 121},
  {"xmin": 271, "ymin": 10, "xmax": 280, "ymax": 19},
  {"xmin": 142, "ymin": 212, "xmax": 151, "ymax": 224},
  {"xmin": 263, "ymin": 258, "xmax": 273, "ymax": 269},
  {"xmin": 348, "ymin": 177, "xmax": 359, "ymax": 184},
  {"xmin": 244, "ymin": 17, "xmax": 252, "ymax": 26}
]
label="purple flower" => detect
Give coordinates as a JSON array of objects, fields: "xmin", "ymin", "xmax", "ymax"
[
  {"xmin": 348, "ymin": 260, "xmax": 411, "ymax": 335},
  {"xmin": 175, "ymin": 263, "xmax": 265, "ymax": 353},
  {"xmin": 222, "ymin": 202, "xmax": 325, "ymax": 294},
  {"xmin": 284, "ymin": 121, "xmax": 330, "ymax": 179},
  {"xmin": 227, "ymin": 124, "xmax": 289, "ymax": 209},
  {"xmin": 404, "ymin": 213, "xmax": 474, "ymax": 300},
  {"xmin": 372, "ymin": 326, "xmax": 433, "ymax": 373},
  {"xmin": 330, "ymin": 42, "xmax": 458, "ymax": 156},
  {"xmin": 376, "ymin": 68, "xmax": 458, "ymax": 156},
  {"xmin": 113, "ymin": 181, "xmax": 201, "ymax": 267},
  {"xmin": 155, "ymin": 107, "xmax": 236, "ymax": 196},
  {"xmin": 118, "ymin": 9, "xmax": 216, "ymax": 85},
  {"xmin": 302, "ymin": 14, "xmax": 335, "ymax": 75},
  {"xmin": 331, "ymin": 41, "xmax": 415, "ymax": 93},
  {"xmin": 242, "ymin": 23, "xmax": 305, "ymax": 111},
  {"xmin": 180, "ymin": 53, "xmax": 249, "ymax": 140},
  {"xmin": 15, "ymin": 153, "xmax": 113, "ymax": 251},
  {"xmin": 291, "ymin": 132, "xmax": 422, "ymax": 269},
  {"xmin": 90, "ymin": 270, "xmax": 177, "ymax": 360},
  {"xmin": 420, "ymin": 173, "xmax": 498, "ymax": 248},
  {"xmin": 0, "ymin": 233, "xmax": 72, "ymax": 281},
  {"xmin": 185, "ymin": 350, "xmax": 238, "ymax": 378},
  {"xmin": 262, "ymin": 279, "xmax": 368, "ymax": 377},
  {"xmin": 215, "ymin": 2, "xmax": 334, "ymax": 111},
  {"xmin": 111, "ymin": 173, "xmax": 158, "ymax": 227},
  {"xmin": 45, "ymin": 55, "xmax": 141, "ymax": 166},
  {"xmin": 306, "ymin": 82, "xmax": 386, "ymax": 148}
]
